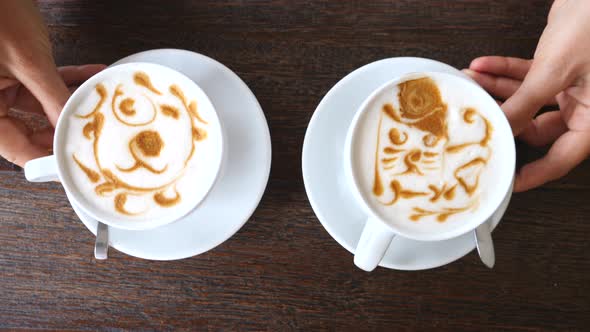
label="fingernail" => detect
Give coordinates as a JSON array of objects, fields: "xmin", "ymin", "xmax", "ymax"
[
  {"xmin": 469, "ymin": 57, "xmax": 485, "ymax": 68},
  {"xmin": 462, "ymin": 69, "xmax": 476, "ymax": 76}
]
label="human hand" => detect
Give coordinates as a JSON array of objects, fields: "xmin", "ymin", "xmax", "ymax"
[
  {"xmin": 464, "ymin": 0, "xmax": 590, "ymax": 192},
  {"xmin": 0, "ymin": 0, "xmax": 105, "ymax": 166}
]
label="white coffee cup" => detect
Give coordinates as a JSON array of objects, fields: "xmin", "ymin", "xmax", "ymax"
[
  {"xmin": 24, "ymin": 62, "xmax": 225, "ymax": 231},
  {"xmin": 344, "ymin": 71, "xmax": 515, "ymax": 271}
]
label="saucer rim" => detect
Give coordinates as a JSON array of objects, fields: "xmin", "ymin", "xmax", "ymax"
[
  {"xmin": 302, "ymin": 57, "xmax": 504, "ymax": 270},
  {"xmin": 70, "ymin": 48, "xmax": 271, "ymax": 260}
]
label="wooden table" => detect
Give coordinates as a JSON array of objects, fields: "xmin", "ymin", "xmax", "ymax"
[{"xmin": 1, "ymin": 0, "xmax": 588, "ymax": 330}]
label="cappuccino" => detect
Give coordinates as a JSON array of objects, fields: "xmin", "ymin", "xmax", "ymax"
[
  {"xmin": 350, "ymin": 74, "xmax": 507, "ymax": 236},
  {"xmin": 62, "ymin": 64, "xmax": 222, "ymax": 223}
]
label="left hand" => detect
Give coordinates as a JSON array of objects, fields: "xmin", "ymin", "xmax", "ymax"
[
  {"xmin": 0, "ymin": 65, "xmax": 106, "ymax": 166},
  {"xmin": 0, "ymin": 0, "xmax": 105, "ymax": 166}
]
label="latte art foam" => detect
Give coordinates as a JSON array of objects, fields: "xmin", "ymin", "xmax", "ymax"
[
  {"xmin": 351, "ymin": 75, "xmax": 502, "ymax": 234},
  {"xmin": 63, "ymin": 65, "xmax": 221, "ymax": 222}
]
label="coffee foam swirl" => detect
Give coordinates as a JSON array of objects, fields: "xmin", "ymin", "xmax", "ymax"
[
  {"xmin": 65, "ymin": 68, "xmax": 215, "ymax": 220},
  {"xmin": 354, "ymin": 76, "xmax": 496, "ymax": 228}
]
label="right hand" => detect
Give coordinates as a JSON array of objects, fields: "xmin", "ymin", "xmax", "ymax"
[
  {"xmin": 0, "ymin": 0, "xmax": 105, "ymax": 166},
  {"xmin": 464, "ymin": 0, "xmax": 590, "ymax": 192}
]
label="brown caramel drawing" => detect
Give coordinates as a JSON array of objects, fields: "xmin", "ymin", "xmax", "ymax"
[
  {"xmin": 193, "ymin": 127, "xmax": 207, "ymax": 141},
  {"xmin": 400, "ymin": 149, "xmax": 423, "ymax": 175},
  {"xmin": 116, "ymin": 130, "xmax": 168, "ymax": 174},
  {"xmin": 189, "ymin": 101, "xmax": 208, "ymax": 125},
  {"xmin": 383, "ymin": 103, "xmax": 401, "ymax": 122},
  {"xmin": 410, "ymin": 204, "xmax": 474, "ymax": 223},
  {"xmin": 464, "ymin": 108, "xmax": 476, "ymax": 123},
  {"xmin": 161, "ymin": 105, "xmax": 180, "ymax": 119},
  {"xmin": 382, "ymin": 180, "xmax": 428, "ymax": 205},
  {"xmin": 136, "ymin": 130, "xmax": 163, "ymax": 156},
  {"xmin": 170, "ymin": 85, "xmax": 208, "ymax": 124},
  {"xmin": 76, "ymin": 84, "xmax": 107, "ymax": 119},
  {"xmin": 371, "ymin": 76, "xmax": 492, "ymax": 223},
  {"xmin": 154, "ymin": 189, "xmax": 181, "ymax": 207},
  {"xmin": 119, "ymin": 98, "xmax": 136, "ymax": 116},
  {"xmin": 134, "ymin": 71, "xmax": 162, "ymax": 95},
  {"xmin": 428, "ymin": 184, "xmax": 444, "ymax": 202},
  {"xmin": 91, "ymin": 113, "xmax": 104, "ymax": 169},
  {"xmin": 383, "ymin": 164, "xmax": 397, "ymax": 170},
  {"xmin": 72, "ymin": 71, "xmax": 210, "ymax": 216},
  {"xmin": 384, "ymin": 147, "xmax": 404, "ymax": 154},
  {"xmin": 423, "ymin": 134, "xmax": 440, "ymax": 147},
  {"xmin": 389, "ymin": 128, "xmax": 407, "ymax": 145},
  {"xmin": 443, "ymin": 185, "xmax": 457, "ymax": 200},
  {"xmin": 446, "ymin": 108, "xmax": 494, "ymax": 153},
  {"xmin": 111, "ymin": 85, "xmax": 157, "ymax": 127},
  {"xmin": 454, "ymin": 157, "xmax": 487, "ymax": 196},
  {"xmin": 372, "ymin": 113, "xmax": 384, "ymax": 196},
  {"xmin": 481, "ymin": 117, "xmax": 493, "ymax": 147},
  {"xmin": 428, "ymin": 184, "xmax": 457, "ymax": 203},
  {"xmin": 398, "ymin": 77, "xmax": 447, "ymax": 141},
  {"xmin": 169, "ymin": 84, "xmax": 209, "ymax": 167},
  {"xmin": 72, "ymin": 154, "xmax": 100, "ymax": 183},
  {"xmin": 114, "ymin": 193, "xmax": 140, "ymax": 215},
  {"xmin": 82, "ymin": 112, "xmax": 104, "ymax": 140},
  {"xmin": 96, "ymin": 168, "xmax": 178, "ymax": 194},
  {"xmin": 381, "ymin": 157, "xmax": 398, "ymax": 164}
]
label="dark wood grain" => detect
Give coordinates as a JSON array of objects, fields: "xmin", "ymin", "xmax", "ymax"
[{"xmin": 1, "ymin": 0, "xmax": 588, "ymax": 330}]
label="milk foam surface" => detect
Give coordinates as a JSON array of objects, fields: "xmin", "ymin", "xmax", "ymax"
[
  {"xmin": 61, "ymin": 64, "xmax": 222, "ymax": 223},
  {"xmin": 351, "ymin": 74, "xmax": 508, "ymax": 236}
]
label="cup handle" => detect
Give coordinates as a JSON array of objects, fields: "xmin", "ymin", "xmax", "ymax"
[
  {"xmin": 354, "ymin": 216, "xmax": 395, "ymax": 272},
  {"xmin": 24, "ymin": 155, "xmax": 59, "ymax": 182}
]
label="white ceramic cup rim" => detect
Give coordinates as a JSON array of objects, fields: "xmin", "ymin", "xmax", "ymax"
[
  {"xmin": 52, "ymin": 62, "xmax": 224, "ymax": 230},
  {"xmin": 346, "ymin": 71, "xmax": 516, "ymax": 242}
]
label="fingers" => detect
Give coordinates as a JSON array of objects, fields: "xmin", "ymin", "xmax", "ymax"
[
  {"xmin": 502, "ymin": 58, "xmax": 573, "ymax": 135},
  {"xmin": 29, "ymin": 127, "xmax": 54, "ymax": 149},
  {"xmin": 6, "ymin": 83, "xmax": 44, "ymax": 115},
  {"xmin": 0, "ymin": 117, "xmax": 48, "ymax": 167},
  {"xmin": 58, "ymin": 64, "xmax": 106, "ymax": 85},
  {"xmin": 463, "ymin": 69, "xmax": 525, "ymax": 100},
  {"xmin": 514, "ymin": 130, "xmax": 590, "ymax": 192},
  {"xmin": 0, "ymin": 77, "xmax": 18, "ymax": 90},
  {"xmin": 11, "ymin": 56, "xmax": 69, "ymax": 126},
  {"xmin": 563, "ymin": 85, "xmax": 590, "ymax": 105},
  {"xmin": 469, "ymin": 56, "xmax": 532, "ymax": 80},
  {"xmin": 0, "ymin": 98, "xmax": 7, "ymax": 117},
  {"xmin": 464, "ymin": 67, "xmax": 557, "ymax": 104},
  {"xmin": 468, "ymin": 56, "xmax": 569, "ymax": 135},
  {"xmin": 518, "ymin": 111, "xmax": 568, "ymax": 147},
  {"xmin": 9, "ymin": 64, "xmax": 105, "ymax": 115},
  {"xmin": 0, "ymin": 0, "xmax": 63, "ymax": 124}
]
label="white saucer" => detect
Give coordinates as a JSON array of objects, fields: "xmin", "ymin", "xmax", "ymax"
[
  {"xmin": 302, "ymin": 57, "xmax": 511, "ymax": 270},
  {"xmin": 69, "ymin": 49, "xmax": 271, "ymax": 260}
]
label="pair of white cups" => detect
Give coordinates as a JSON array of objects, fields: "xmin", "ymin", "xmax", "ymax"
[
  {"xmin": 24, "ymin": 63, "xmax": 515, "ymax": 270},
  {"xmin": 25, "ymin": 63, "xmax": 226, "ymax": 231}
]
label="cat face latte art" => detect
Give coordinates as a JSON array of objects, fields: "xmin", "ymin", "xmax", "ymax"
[
  {"xmin": 349, "ymin": 73, "xmax": 512, "ymax": 237},
  {"xmin": 61, "ymin": 63, "xmax": 223, "ymax": 225}
]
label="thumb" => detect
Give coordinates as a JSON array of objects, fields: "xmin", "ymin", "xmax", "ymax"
[
  {"xmin": 11, "ymin": 54, "xmax": 69, "ymax": 127},
  {"xmin": 501, "ymin": 58, "xmax": 573, "ymax": 136}
]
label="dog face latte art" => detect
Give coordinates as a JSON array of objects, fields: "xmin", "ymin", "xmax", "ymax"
[
  {"xmin": 63, "ymin": 65, "xmax": 222, "ymax": 222},
  {"xmin": 351, "ymin": 75, "xmax": 500, "ymax": 233}
]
